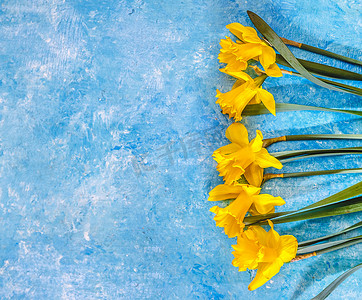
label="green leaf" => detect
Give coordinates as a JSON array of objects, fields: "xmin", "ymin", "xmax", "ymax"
[
  {"xmin": 298, "ymin": 221, "xmax": 362, "ymax": 247},
  {"xmin": 242, "ymin": 103, "xmax": 362, "ymax": 117},
  {"xmin": 247, "ymin": 11, "xmax": 362, "ymax": 95},
  {"xmin": 297, "ymin": 235, "xmax": 362, "ymax": 255},
  {"xmin": 244, "ymin": 196, "xmax": 362, "ymax": 226},
  {"xmin": 266, "ymin": 197, "xmax": 362, "ymax": 225},
  {"xmin": 276, "ymin": 54, "xmax": 362, "ymax": 81},
  {"xmin": 305, "ymin": 181, "xmax": 362, "ymax": 209},
  {"xmin": 311, "ymin": 263, "xmax": 362, "ymax": 300},
  {"xmin": 244, "ymin": 182, "xmax": 362, "ymax": 226}
]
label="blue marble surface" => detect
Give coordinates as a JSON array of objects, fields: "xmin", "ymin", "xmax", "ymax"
[{"xmin": 0, "ymin": 0, "xmax": 361, "ymax": 299}]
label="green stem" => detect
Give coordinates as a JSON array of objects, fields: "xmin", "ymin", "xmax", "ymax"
[
  {"xmin": 280, "ymin": 37, "xmax": 362, "ymax": 67},
  {"xmin": 271, "ymin": 147, "xmax": 362, "ymax": 162},
  {"xmin": 291, "ymin": 237, "xmax": 362, "ymax": 262},
  {"xmin": 262, "ymin": 134, "xmax": 362, "ymax": 148},
  {"xmin": 263, "ymin": 168, "xmax": 362, "ymax": 182},
  {"xmin": 283, "ymin": 69, "xmax": 362, "ymax": 96},
  {"xmin": 243, "ymin": 103, "xmax": 362, "ymax": 117},
  {"xmin": 298, "ymin": 221, "xmax": 362, "ymax": 248},
  {"xmin": 276, "ymin": 53, "xmax": 362, "ymax": 81},
  {"xmin": 244, "ymin": 196, "xmax": 362, "ymax": 226},
  {"xmin": 315, "ymin": 236, "xmax": 362, "ymax": 255},
  {"xmin": 286, "ymin": 134, "xmax": 362, "ymax": 141}
]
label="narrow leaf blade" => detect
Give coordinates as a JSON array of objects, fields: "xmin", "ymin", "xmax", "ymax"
[{"xmin": 311, "ymin": 263, "xmax": 362, "ymax": 300}]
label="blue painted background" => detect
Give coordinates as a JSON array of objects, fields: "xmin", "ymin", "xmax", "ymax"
[{"xmin": 0, "ymin": 0, "xmax": 361, "ymax": 299}]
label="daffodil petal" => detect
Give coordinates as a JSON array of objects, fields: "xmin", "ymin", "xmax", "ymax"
[
  {"xmin": 265, "ymin": 62, "xmax": 283, "ymax": 77},
  {"xmin": 249, "ymin": 130, "xmax": 264, "ymax": 152},
  {"xmin": 234, "ymin": 43, "xmax": 262, "ymax": 61},
  {"xmin": 251, "ymin": 194, "xmax": 285, "ymax": 215},
  {"xmin": 256, "ymin": 89, "xmax": 276, "ymax": 116},
  {"xmin": 248, "ymin": 260, "xmax": 283, "ymax": 291},
  {"xmin": 244, "ymin": 162, "xmax": 264, "ymax": 187},
  {"xmin": 248, "ymin": 96, "xmax": 262, "ymax": 105},
  {"xmin": 225, "ymin": 123, "xmax": 249, "ymax": 146},
  {"xmin": 242, "ymin": 184, "xmax": 261, "ymax": 196},
  {"xmin": 265, "ymin": 220, "xmax": 280, "ymax": 248},
  {"xmin": 260, "ymin": 45, "xmax": 276, "ymax": 69},
  {"xmin": 220, "ymin": 69, "xmax": 254, "ymax": 82},
  {"xmin": 208, "ymin": 184, "xmax": 244, "ymax": 201},
  {"xmin": 226, "ymin": 23, "xmax": 262, "ymax": 44},
  {"xmin": 213, "ymin": 143, "xmax": 241, "ymax": 156},
  {"xmin": 255, "ymin": 148, "xmax": 283, "ymax": 169},
  {"xmin": 279, "ymin": 235, "xmax": 298, "ymax": 262},
  {"xmin": 232, "ymin": 79, "xmax": 245, "ymax": 90}
]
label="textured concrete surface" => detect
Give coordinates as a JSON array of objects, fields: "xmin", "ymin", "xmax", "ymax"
[{"xmin": 0, "ymin": 0, "xmax": 361, "ymax": 299}]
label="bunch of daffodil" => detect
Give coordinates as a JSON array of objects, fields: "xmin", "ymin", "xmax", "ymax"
[
  {"xmin": 216, "ymin": 23, "xmax": 283, "ymax": 121},
  {"xmin": 213, "ymin": 123, "xmax": 282, "ymax": 187},
  {"xmin": 209, "ymin": 183, "xmax": 285, "ymax": 238},
  {"xmin": 232, "ymin": 220, "xmax": 298, "ymax": 291},
  {"xmin": 209, "ymin": 12, "xmax": 362, "ymax": 296}
]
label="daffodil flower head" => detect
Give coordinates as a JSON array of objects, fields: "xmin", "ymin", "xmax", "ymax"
[
  {"xmin": 216, "ymin": 70, "xmax": 276, "ymax": 121},
  {"xmin": 213, "ymin": 123, "xmax": 283, "ymax": 186},
  {"xmin": 209, "ymin": 184, "xmax": 285, "ymax": 238},
  {"xmin": 232, "ymin": 220, "xmax": 298, "ymax": 291},
  {"xmin": 225, "ymin": 23, "xmax": 282, "ymax": 77}
]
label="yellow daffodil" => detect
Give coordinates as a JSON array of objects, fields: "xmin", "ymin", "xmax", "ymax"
[
  {"xmin": 209, "ymin": 184, "xmax": 285, "ymax": 238},
  {"xmin": 232, "ymin": 220, "xmax": 298, "ymax": 291},
  {"xmin": 225, "ymin": 23, "xmax": 282, "ymax": 77},
  {"xmin": 213, "ymin": 123, "xmax": 283, "ymax": 186},
  {"xmin": 216, "ymin": 70, "xmax": 275, "ymax": 120}
]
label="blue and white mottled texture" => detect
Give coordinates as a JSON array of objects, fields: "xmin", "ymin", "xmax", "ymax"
[{"xmin": 0, "ymin": 0, "xmax": 361, "ymax": 299}]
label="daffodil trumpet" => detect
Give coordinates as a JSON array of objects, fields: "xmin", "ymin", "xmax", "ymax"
[{"xmin": 263, "ymin": 167, "xmax": 362, "ymax": 183}]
